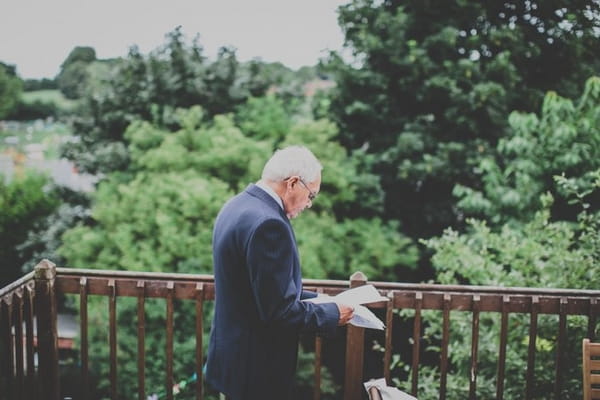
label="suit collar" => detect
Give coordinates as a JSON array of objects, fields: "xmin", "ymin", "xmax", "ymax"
[
  {"xmin": 245, "ymin": 184, "xmax": 288, "ymax": 219},
  {"xmin": 255, "ymin": 181, "xmax": 283, "ymax": 209}
]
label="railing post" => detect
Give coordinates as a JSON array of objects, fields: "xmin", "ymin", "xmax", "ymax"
[
  {"xmin": 344, "ymin": 271, "xmax": 367, "ymax": 400},
  {"xmin": 1, "ymin": 295, "xmax": 15, "ymax": 400},
  {"xmin": 34, "ymin": 259, "xmax": 60, "ymax": 400}
]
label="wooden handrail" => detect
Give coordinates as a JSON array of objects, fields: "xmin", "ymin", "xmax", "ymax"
[
  {"xmin": 0, "ymin": 271, "xmax": 34, "ymax": 298},
  {"xmin": 55, "ymin": 267, "xmax": 600, "ymax": 297}
]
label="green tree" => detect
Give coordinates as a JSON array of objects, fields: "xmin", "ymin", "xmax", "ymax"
[
  {"xmin": 454, "ymin": 76, "xmax": 600, "ymax": 224},
  {"xmin": 61, "ymin": 28, "xmax": 291, "ymax": 176},
  {"xmin": 0, "ymin": 62, "xmax": 23, "ymax": 119},
  {"xmin": 0, "ymin": 172, "xmax": 59, "ymax": 287},
  {"xmin": 235, "ymin": 95, "xmax": 292, "ymax": 142},
  {"xmin": 412, "ymin": 80, "xmax": 600, "ymax": 399},
  {"xmin": 57, "ymin": 61, "xmax": 92, "ymax": 99},
  {"xmin": 323, "ymin": 0, "xmax": 600, "ymax": 239},
  {"xmin": 23, "ymin": 78, "xmax": 57, "ymax": 91},
  {"xmin": 17, "ymin": 187, "xmax": 91, "ymax": 274},
  {"xmin": 56, "ymin": 46, "xmax": 97, "ymax": 99},
  {"xmin": 61, "ymin": 46, "xmax": 97, "ymax": 67},
  {"xmin": 61, "ymin": 106, "xmax": 416, "ymax": 278}
]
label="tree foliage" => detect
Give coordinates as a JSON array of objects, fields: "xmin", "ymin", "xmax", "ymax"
[
  {"xmin": 23, "ymin": 78, "xmax": 57, "ymax": 91},
  {"xmin": 8, "ymin": 98, "xmax": 60, "ymax": 120},
  {"xmin": 0, "ymin": 62, "xmax": 23, "ymax": 119},
  {"xmin": 56, "ymin": 46, "xmax": 97, "ymax": 99},
  {"xmin": 60, "ymin": 46, "xmax": 97, "ymax": 68},
  {"xmin": 0, "ymin": 172, "xmax": 59, "ymax": 287},
  {"xmin": 61, "ymin": 105, "xmax": 417, "ymax": 280},
  {"xmin": 323, "ymin": 0, "xmax": 600, "ymax": 238},
  {"xmin": 61, "ymin": 27, "xmax": 312, "ymax": 176},
  {"xmin": 455, "ymin": 76, "xmax": 600, "ymax": 224},
  {"xmin": 413, "ymin": 79, "xmax": 600, "ymax": 399},
  {"xmin": 235, "ymin": 95, "xmax": 292, "ymax": 142},
  {"xmin": 17, "ymin": 187, "xmax": 91, "ymax": 275}
]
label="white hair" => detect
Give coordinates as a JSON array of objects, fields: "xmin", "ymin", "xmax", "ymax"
[{"xmin": 261, "ymin": 145, "xmax": 322, "ymax": 183}]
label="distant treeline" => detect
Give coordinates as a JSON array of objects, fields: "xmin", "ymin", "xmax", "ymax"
[{"xmin": 23, "ymin": 78, "xmax": 57, "ymax": 91}]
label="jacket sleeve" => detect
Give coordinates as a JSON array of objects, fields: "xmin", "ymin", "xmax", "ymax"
[
  {"xmin": 301, "ymin": 290, "xmax": 318, "ymax": 300},
  {"xmin": 246, "ymin": 218, "xmax": 339, "ymax": 335}
]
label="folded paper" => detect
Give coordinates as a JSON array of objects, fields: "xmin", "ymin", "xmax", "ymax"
[{"xmin": 304, "ymin": 284, "xmax": 388, "ymax": 330}]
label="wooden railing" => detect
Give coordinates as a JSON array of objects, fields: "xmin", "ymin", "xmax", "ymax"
[{"xmin": 1, "ymin": 259, "xmax": 600, "ymax": 400}]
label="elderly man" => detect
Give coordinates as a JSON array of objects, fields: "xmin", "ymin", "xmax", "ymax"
[{"xmin": 206, "ymin": 145, "xmax": 354, "ymax": 400}]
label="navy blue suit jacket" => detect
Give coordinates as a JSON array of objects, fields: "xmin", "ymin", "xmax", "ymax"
[{"xmin": 206, "ymin": 184, "xmax": 339, "ymax": 399}]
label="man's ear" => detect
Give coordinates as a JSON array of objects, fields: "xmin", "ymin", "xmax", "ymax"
[{"xmin": 286, "ymin": 176, "xmax": 300, "ymax": 189}]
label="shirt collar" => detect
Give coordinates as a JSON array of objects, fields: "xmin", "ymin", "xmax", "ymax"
[{"xmin": 255, "ymin": 181, "xmax": 283, "ymax": 210}]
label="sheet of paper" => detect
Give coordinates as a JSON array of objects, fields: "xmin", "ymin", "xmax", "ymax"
[
  {"xmin": 364, "ymin": 378, "xmax": 418, "ymax": 400},
  {"xmin": 333, "ymin": 284, "xmax": 389, "ymax": 305},
  {"xmin": 303, "ymin": 284, "xmax": 388, "ymax": 330},
  {"xmin": 351, "ymin": 305, "xmax": 385, "ymax": 330}
]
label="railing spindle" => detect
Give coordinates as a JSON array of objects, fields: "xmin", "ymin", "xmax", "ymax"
[
  {"xmin": 79, "ymin": 277, "xmax": 89, "ymax": 400},
  {"xmin": 496, "ymin": 295, "xmax": 510, "ymax": 400},
  {"xmin": 314, "ymin": 335, "xmax": 322, "ymax": 400},
  {"xmin": 383, "ymin": 290, "xmax": 394, "ymax": 384},
  {"xmin": 137, "ymin": 281, "xmax": 146, "ymax": 400},
  {"xmin": 439, "ymin": 294, "xmax": 451, "ymax": 400},
  {"xmin": 553, "ymin": 297, "xmax": 567, "ymax": 398},
  {"xmin": 588, "ymin": 298, "xmax": 598, "ymax": 341},
  {"xmin": 195, "ymin": 283, "xmax": 204, "ymax": 400},
  {"xmin": 469, "ymin": 295, "xmax": 480, "ymax": 400},
  {"xmin": 525, "ymin": 296, "xmax": 539, "ymax": 400},
  {"xmin": 14, "ymin": 291, "xmax": 24, "ymax": 400},
  {"xmin": 24, "ymin": 285, "xmax": 35, "ymax": 400},
  {"xmin": 166, "ymin": 281, "xmax": 174, "ymax": 400},
  {"xmin": 108, "ymin": 279, "xmax": 117, "ymax": 400},
  {"xmin": 313, "ymin": 287, "xmax": 323, "ymax": 400},
  {"xmin": 344, "ymin": 271, "xmax": 367, "ymax": 400},
  {"xmin": 411, "ymin": 292, "xmax": 423, "ymax": 396}
]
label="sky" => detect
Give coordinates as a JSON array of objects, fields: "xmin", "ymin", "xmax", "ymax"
[{"xmin": 0, "ymin": 0, "xmax": 349, "ymax": 79}]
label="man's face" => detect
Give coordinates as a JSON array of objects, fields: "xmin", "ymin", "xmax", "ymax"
[{"xmin": 282, "ymin": 175, "xmax": 320, "ymax": 219}]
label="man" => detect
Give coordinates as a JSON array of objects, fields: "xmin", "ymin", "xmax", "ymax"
[{"xmin": 206, "ymin": 145, "xmax": 354, "ymax": 400}]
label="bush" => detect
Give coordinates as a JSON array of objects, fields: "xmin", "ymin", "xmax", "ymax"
[{"xmin": 7, "ymin": 99, "xmax": 59, "ymax": 120}]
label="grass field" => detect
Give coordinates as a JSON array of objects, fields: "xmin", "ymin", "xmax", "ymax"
[{"xmin": 22, "ymin": 89, "xmax": 77, "ymax": 111}]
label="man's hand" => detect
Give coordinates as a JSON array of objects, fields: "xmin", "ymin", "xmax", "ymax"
[{"xmin": 337, "ymin": 303, "xmax": 355, "ymax": 326}]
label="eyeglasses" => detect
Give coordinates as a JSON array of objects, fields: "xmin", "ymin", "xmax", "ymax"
[{"xmin": 298, "ymin": 178, "xmax": 317, "ymax": 201}]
